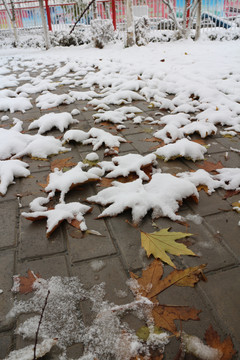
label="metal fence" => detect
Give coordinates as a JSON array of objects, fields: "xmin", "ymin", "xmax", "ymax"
[{"xmin": 0, "ymin": 0, "xmax": 240, "ymax": 36}]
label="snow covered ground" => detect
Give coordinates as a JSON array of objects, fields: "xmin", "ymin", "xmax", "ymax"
[{"xmin": 0, "ymin": 39, "xmax": 240, "ymax": 359}]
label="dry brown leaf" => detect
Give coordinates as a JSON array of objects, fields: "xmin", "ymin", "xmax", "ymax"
[
  {"xmin": 131, "ymin": 260, "xmax": 206, "ymax": 300},
  {"xmin": 99, "ymin": 165, "xmax": 153, "ymax": 188},
  {"xmin": 152, "ymin": 304, "xmax": 201, "ymax": 334},
  {"xmin": 99, "ymin": 122, "xmax": 118, "ymax": 130},
  {"xmin": 50, "ymin": 157, "xmax": 76, "ymax": 172},
  {"xmin": 223, "ymin": 189, "xmax": 240, "ymax": 199},
  {"xmin": 192, "ymin": 138, "xmax": 206, "ymax": 145},
  {"xmin": 197, "ymin": 184, "xmax": 210, "ymax": 194},
  {"xmin": 130, "ymin": 260, "xmax": 164, "ymax": 298},
  {"xmin": 104, "ymin": 147, "xmax": 119, "ymax": 156},
  {"xmin": 148, "ymin": 264, "xmax": 207, "ymax": 298},
  {"xmin": 14, "ymin": 269, "xmax": 41, "ymax": 294},
  {"xmin": 205, "ymin": 325, "xmax": 236, "ymax": 360},
  {"xmin": 197, "ymin": 160, "xmax": 223, "ymax": 173}
]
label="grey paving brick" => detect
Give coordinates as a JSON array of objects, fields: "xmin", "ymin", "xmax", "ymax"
[
  {"xmin": 204, "ymin": 212, "xmax": 240, "ymax": 260},
  {"xmin": 16, "ymin": 255, "xmax": 69, "ymax": 278},
  {"xmin": 19, "ymin": 217, "xmax": 66, "ymax": 260},
  {"xmin": 0, "ymin": 332, "xmax": 12, "ymax": 359},
  {"xmin": 71, "ymin": 256, "xmax": 133, "ymax": 324},
  {"xmin": 199, "ymin": 267, "xmax": 240, "ymax": 348},
  {"xmin": 125, "ymin": 132, "xmax": 157, "ymax": 154},
  {"xmin": 19, "ymin": 171, "xmax": 50, "ymax": 208},
  {"xmin": 66, "ymin": 205, "xmax": 116, "ymax": 263},
  {"xmin": 0, "ymin": 201, "xmax": 17, "ymax": 248},
  {"xmin": 0, "ymin": 251, "xmax": 15, "ymax": 326},
  {"xmin": 188, "ymin": 189, "xmax": 228, "ymax": 217}
]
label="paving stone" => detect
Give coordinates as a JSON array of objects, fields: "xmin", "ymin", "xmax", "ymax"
[
  {"xmin": 0, "ymin": 178, "xmax": 21, "ymax": 203},
  {"xmin": 0, "ymin": 251, "xmax": 15, "ymax": 326},
  {"xmin": 71, "ymin": 256, "xmax": 133, "ymax": 324},
  {"xmin": 187, "ymin": 189, "xmax": 228, "ymax": 217},
  {"xmin": 204, "ymin": 212, "xmax": 240, "ymax": 260},
  {"xmin": 0, "ymin": 332, "xmax": 12, "ymax": 359},
  {"xmin": 199, "ymin": 267, "xmax": 240, "ymax": 348},
  {"xmin": 125, "ymin": 132, "xmax": 157, "ymax": 154},
  {"xmin": 19, "ymin": 171, "xmax": 49, "ymax": 208},
  {"xmin": 211, "ymin": 150, "xmax": 240, "ymax": 168},
  {"xmin": 19, "ymin": 217, "xmax": 66, "ymax": 260},
  {"xmin": 0, "ymin": 201, "xmax": 17, "ymax": 248},
  {"xmin": 205, "ymin": 138, "xmax": 228, "ymax": 154},
  {"xmin": 16, "ymin": 254, "xmax": 69, "ymax": 278},
  {"xmin": 172, "ymin": 210, "xmax": 236, "ymax": 271},
  {"xmin": 67, "ymin": 204, "xmax": 116, "ymax": 263}
]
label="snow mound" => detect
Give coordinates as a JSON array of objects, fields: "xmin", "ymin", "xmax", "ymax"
[
  {"xmin": 89, "ymin": 90, "xmax": 145, "ymax": 106},
  {"xmin": 0, "ymin": 160, "xmax": 30, "ymax": 195},
  {"xmin": 83, "ymin": 127, "xmax": 127, "ymax": 151},
  {"xmin": 0, "ymin": 96, "xmax": 32, "ymax": 113},
  {"xmin": 181, "ymin": 121, "xmax": 217, "ymax": 138},
  {"xmin": 88, "ymin": 173, "xmax": 198, "ymax": 223},
  {"xmin": 22, "ymin": 201, "xmax": 92, "ymax": 235},
  {"xmin": 154, "ymin": 124, "xmax": 184, "ymax": 144},
  {"xmin": 177, "ymin": 169, "xmax": 221, "ymax": 194},
  {"xmin": 213, "ymin": 168, "xmax": 240, "ymax": 190},
  {"xmin": 45, "ymin": 162, "xmax": 100, "ymax": 203},
  {"xmin": 155, "ymin": 138, "xmax": 207, "ymax": 161},
  {"xmin": 36, "ymin": 92, "xmax": 75, "ymax": 109},
  {"xmin": 99, "ymin": 153, "xmax": 157, "ymax": 180},
  {"xmin": 28, "ymin": 112, "xmax": 79, "ymax": 134}
]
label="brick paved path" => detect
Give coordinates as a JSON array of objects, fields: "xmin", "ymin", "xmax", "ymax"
[{"xmin": 0, "ymin": 64, "xmax": 239, "ymax": 359}]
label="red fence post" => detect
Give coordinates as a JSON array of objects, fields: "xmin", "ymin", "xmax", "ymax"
[
  {"xmin": 112, "ymin": 0, "xmax": 116, "ymax": 30},
  {"xmin": 186, "ymin": 0, "xmax": 190, "ymax": 27},
  {"xmin": 45, "ymin": 0, "xmax": 52, "ymax": 31}
]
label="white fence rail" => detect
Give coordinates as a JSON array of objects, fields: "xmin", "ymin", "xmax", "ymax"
[{"xmin": 0, "ymin": 0, "xmax": 240, "ymax": 37}]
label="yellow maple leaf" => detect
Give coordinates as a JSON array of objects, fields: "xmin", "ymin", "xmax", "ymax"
[{"xmin": 141, "ymin": 228, "xmax": 196, "ymax": 268}]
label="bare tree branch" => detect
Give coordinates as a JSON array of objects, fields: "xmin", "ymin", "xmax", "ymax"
[
  {"xmin": 33, "ymin": 290, "xmax": 50, "ymax": 360},
  {"xmin": 69, "ymin": 0, "xmax": 97, "ymax": 35}
]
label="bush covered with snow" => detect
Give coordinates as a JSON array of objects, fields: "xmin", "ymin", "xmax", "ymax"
[
  {"xmin": 90, "ymin": 19, "xmax": 115, "ymax": 48},
  {"xmin": 135, "ymin": 16, "xmax": 150, "ymax": 46}
]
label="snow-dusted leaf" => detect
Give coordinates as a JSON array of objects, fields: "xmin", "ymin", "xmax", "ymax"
[
  {"xmin": 159, "ymin": 113, "xmax": 191, "ymax": 127},
  {"xmin": 45, "ymin": 162, "xmax": 100, "ymax": 203},
  {"xmin": 28, "ymin": 112, "xmax": 79, "ymax": 134},
  {"xmin": 197, "ymin": 160, "xmax": 223, "ymax": 173},
  {"xmin": 5, "ymin": 338, "xmax": 57, "ymax": 360},
  {"xmin": 63, "ymin": 129, "xmax": 90, "ymax": 143},
  {"xmin": 93, "ymin": 106, "xmax": 142, "ymax": 124},
  {"xmin": 177, "ymin": 169, "xmax": 221, "ymax": 195},
  {"xmin": 22, "ymin": 202, "xmax": 92, "ymax": 237},
  {"xmin": 87, "ymin": 173, "xmax": 198, "ymax": 223},
  {"xmin": 99, "ymin": 153, "xmax": 157, "ymax": 181},
  {"xmin": 12, "ymin": 135, "xmax": 70, "ymax": 160},
  {"xmin": 155, "ymin": 138, "xmax": 207, "ymax": 162},
  {"xmin": 36, "ymin": 92, "xmax": 75, "ymax": 109},
  {"xmin": 0, "ymin": 159, "xmax": 30, "ymax": 195},
  {"xmin": 181, "ymin": 121, "xmax": 217, "ymax": 138},
  {"xmin": 89, "ymin": 90, "xmax": 145, "ymax": 106},
  {"xmin": 0, "ymin": 96, "xmax": 32, "ymax": 113},
  {"xmin": 50, "ymin": 157, "xmax": 77, "ymax": 172},
  {"xmin": 83, "ymin": 127, "xmax": 127, "ymax": 151},
  {"xmin": 12, "ymin": 270, "xmax": 42, "ymax": 294},
  {"xmin": 213, "ymin": 168, "xmax": 240, "ymax": 190},
  {"xmin": 205, "ymin": 325, "xmax": 236, "ymax": 360},
  {"xmin": 153, "ymin": 124, "xmax": 184, "ymax": 144},
  {"xmin": 69, "ymin": 90, "xmax": 99, "ymax": 101},
  {"xmin": 16, "ymin": 78, "xmax": 58, "ymax": 94}
]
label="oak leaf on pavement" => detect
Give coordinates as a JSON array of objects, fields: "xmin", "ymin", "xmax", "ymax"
[{"xmin": 205, "ymin": 325, "xmax": 236, "ymax": 360}]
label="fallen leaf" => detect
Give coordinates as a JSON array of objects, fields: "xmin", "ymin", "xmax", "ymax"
[
  {"xmin": 136, "ymin": 326, "xmax": 164, "ymax": 341},
  {"xmin": 205, "ymin": 325, "xmax": 236, "ymax": 360},
  {"xmin": 197, "ymin": 160, "xmax": 223, "ymax": 173},
  {"xmin": 197, "ymin": 184, "xmax": 210, "ymax": 194},
  {"xmin": 99, "ymin": 122, "xmax": 117, "ymax": 130},
  {"xmin": 13, "ymin": 269, "xmax": 41, "ymax": 294},
  {"xmin": 86, "ymin": 229, "xmax": 104, "ymax": 236},
  {"xmin": 223, "ymin": 189, "xmax": 240, "ymax": 199},
  {"xmin": 141, "ymin": 228, "xmax": 196, "ymax": 268},
  {"xmin": 130, "ymin": 260, "xmax": 207, "ymax": 299},
  {"xmin": 152, "ymin": 304, "xmax": 200, "ymax": 334},
  {"xmin": 192, "ymin": 138, "xmax": 206, "ymax": 145},
  {"xmin": 50, "ymin": 157, "xmax": 76, "ymax": 172},
  {"xmin": 144, "ymin": 137, "xmax": 163, "ymax": 143},
  {"xmin": 104, "ymin": 147, "xmax": 119, "ymax": 156},
  {"xmin": 232, "ymin": 201, "xmax": 240, "ymax": 213}
]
